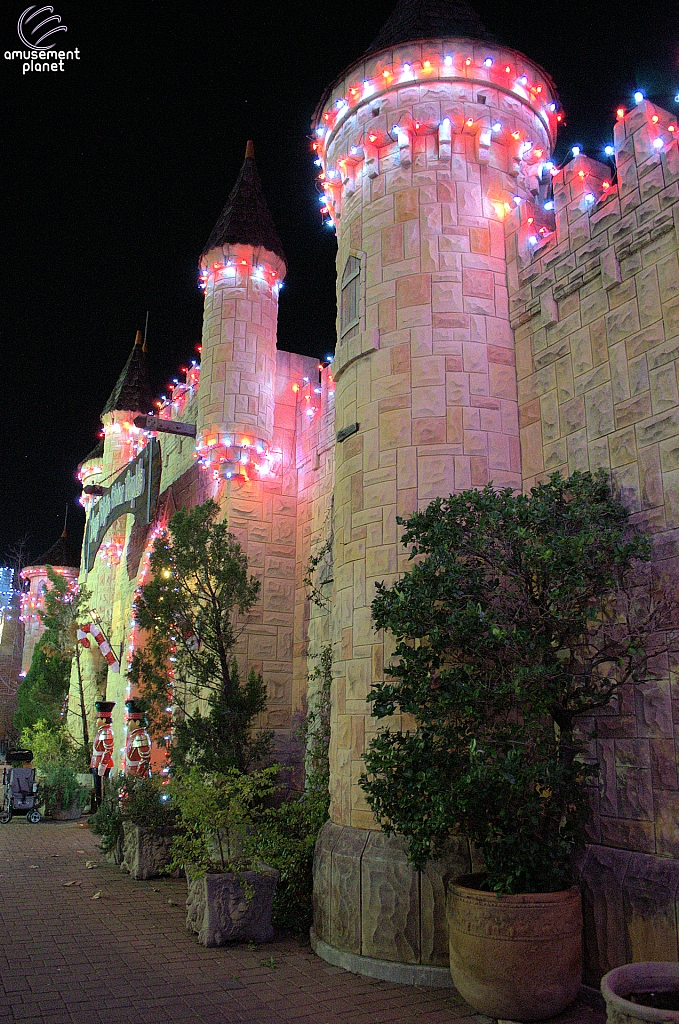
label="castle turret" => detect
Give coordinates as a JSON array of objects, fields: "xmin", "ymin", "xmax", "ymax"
[
  {"xmin": 312, "ymin": 0, "xmax": 559, "ymax": 981},
  {"xmin": 19, "ymin": 528, "xmax": 80, "ymax": 676},
  {"xmin": 197, "ymin": 142, "xmax": 287, "ymax": 458},
  {"xmin": 100, "ymin": 330, "xmax": 154, "ymax": 477}
]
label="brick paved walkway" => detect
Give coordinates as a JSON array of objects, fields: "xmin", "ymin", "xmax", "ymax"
[{"xmin": 0, "ymin": 821, "xmax": 605, "ymax": 1024}]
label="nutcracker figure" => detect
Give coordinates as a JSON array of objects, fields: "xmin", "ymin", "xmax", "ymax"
[
  {"xmin": 124, "ymin": 700, "xmax": 152, "ymax": 778},
  {"xmin": 90, "ymin": 700, "xmax": 115, "ymax": 808}
]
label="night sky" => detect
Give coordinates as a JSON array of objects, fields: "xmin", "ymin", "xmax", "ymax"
[{"xmin": 3, "ymin": 1, "xmax": 678, "ymax": 564}]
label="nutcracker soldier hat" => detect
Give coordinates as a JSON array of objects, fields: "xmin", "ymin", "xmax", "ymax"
[
  {"xmin": 94, "ymin": 700, "xmax": 116, "ymax": 721},
  {"xmin": 124, "ymin": 699, "xmax": 145, "ymax": 721}
]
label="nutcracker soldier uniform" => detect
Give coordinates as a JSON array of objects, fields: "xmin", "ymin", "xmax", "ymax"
[
  {"xmin": 90, "ymin": 700, "xmax": 115, "ymax": 808},
  {"xmin": 124, "ymin": 700, "xmax": 152, "ymax": 778}
]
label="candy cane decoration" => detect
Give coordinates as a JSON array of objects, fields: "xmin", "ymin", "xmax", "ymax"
[{"xmin": 77, "ymin": 622, "xmax": 120, "ymax": 672}]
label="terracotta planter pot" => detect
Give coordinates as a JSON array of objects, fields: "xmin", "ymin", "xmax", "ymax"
[
  {"xmin": 186, "ymin": 865, "xmax": 278, "ymax": 946},
  {"xmin": 446, "ymin": 873, "xmax": 582, "ymax": 1022},
  {"xmin": 601, "ymin": 963, "xmax": 679, "ymax": 1023}
]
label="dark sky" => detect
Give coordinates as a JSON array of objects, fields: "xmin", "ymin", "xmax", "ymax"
[{"xmin": 2, "ymin": 1, "xmax": 678, "ymax": 563}]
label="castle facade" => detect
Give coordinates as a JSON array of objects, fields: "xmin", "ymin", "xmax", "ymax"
[{"xmin": 70, "ymin": 0, "xmax": 679, "ymax": 986}]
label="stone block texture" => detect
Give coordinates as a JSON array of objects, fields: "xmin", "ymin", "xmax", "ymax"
[{"xmin": 70, "ymin": 30, "xmax": 679, "ymax": 987}]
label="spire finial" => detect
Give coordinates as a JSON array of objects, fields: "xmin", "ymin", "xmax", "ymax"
[
  {"xmin": 245, "ymin": 140, "xmax": 255, "ymax": 160},
  {"xmin": 134, "ymin": 330, "xmax": 143, "ymax": 346}
]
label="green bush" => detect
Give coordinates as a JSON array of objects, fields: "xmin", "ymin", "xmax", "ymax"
[
  {"xmin": 254, "ymin": 789, "xmax": 328, "ymax": 934},
  {"xmin": 14, "ymin": 643, "xmax": 71, "ymax": 734},
  {"xmin": 89, "ymin": 777, "xmax": 125, "ymax": 853},
  {"xmin": 20, "ymin": 720, "xmax": 88, "ymax": 773},
  {"xmin": 169, "ymin": 766, "xmax": 279, "ymax": 877},
  {"xmin": 254, "ymin": 644, "xmax": 332, "ymax": 933},
  {"xmin": 89, "ymin": 775, "xmax": 178, "ymax": 853},
  {"xmin": 361, "ymin": 472, "xmax": 658, "ymax": 894},
  {"xmin": 121, "ymin": 775, "xmax": 178, "ymax": 831},
  {"xmin": 41, "ymin": 763, "xmax": 89, "ymax": 816}
]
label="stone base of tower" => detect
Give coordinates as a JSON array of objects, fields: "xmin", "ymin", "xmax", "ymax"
[{"xmin": 311, "ymin": 822, "xmax": 471, "ymax": 986}]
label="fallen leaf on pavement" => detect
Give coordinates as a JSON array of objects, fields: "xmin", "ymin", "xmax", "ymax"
[
  {"xmin": 63, "ymin": 881, "xmax": 76, "ymax": 887},
  {"xmin": 85, "ymin": 860, "xmax": 97, "ymax": 869},
  {"xmin": 91, "ymin": 891, "xmax": 102, "ymax": 900},
  {"xmin": 167, "ymin": 898, "xmax": 179, "ymax": 906},
  {"xmin": 29, "ymin": 865, "xmax": 38, "ymax": 869},
  {"xmin": 76, "ymin": 850, "xmax": 85, "ymax": 854}
]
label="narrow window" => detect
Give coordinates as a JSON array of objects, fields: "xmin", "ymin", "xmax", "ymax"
[{"xmin": 340, "ymin": 256, "xmax": 361, "ymax": 338}]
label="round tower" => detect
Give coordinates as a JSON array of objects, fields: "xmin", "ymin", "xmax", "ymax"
[
  {"xmin": 19, "ymin": 528, "xmax": 80, "ymax": 676},
  {"xmin": 197, "ymin": 142, "xmax": 287, "ymax": 469},
  {"xmin": 312, "ymin": 0, "xmax": 559, "ymax": 981}
]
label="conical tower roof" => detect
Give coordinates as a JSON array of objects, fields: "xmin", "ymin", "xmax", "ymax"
[
  {"xmin": 202, "ymin": 142, "xmax": 287, "ymax": 267},
  {"xmin": 35, "ymin": 528, "xmax": 80, "ymax": 569},
  {"xmin": 367, "ymin": 0, "xmax": 493, "ymax": 52},
  {"xmin": 101, "ymin": 330, "xmax": 154, "ymax": 418}
]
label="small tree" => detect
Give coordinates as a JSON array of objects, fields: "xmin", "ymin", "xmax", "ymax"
[
  {"xmin": 13, "ymin": 635, "xmax": 71, "ymax": 733},
  {"xmin": 16, "ymin": 568, "xmax": 92, "ymax": 753},
  {"xmin": 130, "ymin": 500, "xmax": 272, "ymax": 772},
  {"xmin": 361, "ymin": 471, "xmax": 667, "ymax": 894}
]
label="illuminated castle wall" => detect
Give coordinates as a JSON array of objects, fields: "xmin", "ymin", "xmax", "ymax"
[{"xmin": 69, "ymin": 0, "xmax": 679, "ymax": 990}]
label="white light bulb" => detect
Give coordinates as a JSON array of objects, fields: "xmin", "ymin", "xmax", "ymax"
[
  {"xmin": 548, "ymin": 103, "xmax": 556, "ymax": 112},
  {"xmin": 528, "ymin": 235, "xmax": 538, "ymax": 245},
  {"xmin": 519, "ymin": 75, "xmax": 528, "ymax": 86},
  {"xmin": 572, "ymin": 146, "xmax": 581, "ymax": 157},
  {"xmin": 492, "ymin": 122, "xmax": 502, "ymax": 132},
  {"xmin": 544, "ymin": 200, "xmax": 554, "ymax": 211},
  {"xmin": 634, "ymin": 91, "xmax": 644, "ymax": 104},
  {"xmin": 484, "ymin": 57, "xmax": 493, "ymax": 67},
  {"xmin": 585, "ymin": 193, "xmax": 595, "ymax": 203},
  {"xmin": 444, "ymin": 55, "xmax": 453, "ymax": 66},
  {"xmin": 653, "ymin": 137, "xmax": 664, "ymax": 150},
  {"xmin": 604, "ymin": 145, "xmax": 615, "ymax": 157}
]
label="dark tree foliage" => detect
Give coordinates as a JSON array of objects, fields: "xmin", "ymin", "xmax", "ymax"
[
  {"xmin": 13, "ymin": 634, "xmax": 70, "ymax": 733},
  {"xmin": 361, "ymin": 472, "xmax": 664, "ymax": 895},
  {"xmin": 129, "ymin": 500, "xmax": 272, "ymax": 773}
]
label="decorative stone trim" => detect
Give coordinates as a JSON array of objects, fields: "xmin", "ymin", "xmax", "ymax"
[{"xmin": 310, "ymin": 929, "xmax": 455, "ymax": 989}]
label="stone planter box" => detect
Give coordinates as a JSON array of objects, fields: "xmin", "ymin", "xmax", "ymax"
[
  {"xmin": 186, "ymin": 865, "xmax": 278, "ymax": 946},
  {"xmin": 120, "ymin": 822, "xmax": 175, "ymax": 880},
  {"xmin": 104, "ymin": 838, "xmax": 123, "ymax": 866},
  {"xmin": 602, "ymin": 963, "xmax": 679, "ymax": 1023},
  {"xmin": 51, "ymin": 798, "xmax": 86, "ymax": 821}
]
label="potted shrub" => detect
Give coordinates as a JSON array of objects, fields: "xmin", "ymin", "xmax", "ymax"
[
  {"xmin": 42, "ymin": 762, "xmax": 90, "ymax": 819},
  {"xmin": 170, "ymin": 766, "xmax": 280, "ymax": 947},
  {"xmin": 119, "ymin": 775, "xmax": 179, "ymax": 880},
  {"xmin": 361, "ymin": 472, "xmax": 661, "ymax": 1022},
  {"xmin": 21, "ymin": 721, "xmax": 91, "ymax": 820},
  {"xmin": 89, "ymin": 776, "xmax": 125, "ymax": 863}
]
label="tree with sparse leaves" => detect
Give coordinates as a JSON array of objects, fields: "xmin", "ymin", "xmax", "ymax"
[
  {"xmin": 361, "ymin": 471, "xmax": 672, "ymax": 895},
  {"xmin": 129, "ymin": 501, "xmax": 272, "ymax": 773},
  {"xmin": 16, "ymin": 568, "xmax": 92, "ymax": 754}
]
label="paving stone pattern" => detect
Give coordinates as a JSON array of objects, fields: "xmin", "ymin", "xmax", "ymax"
[{"xmin": 0, "ymin": 822, "xmax": 603, "ymax": 1024}]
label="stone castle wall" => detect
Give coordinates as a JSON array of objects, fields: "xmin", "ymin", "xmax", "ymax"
[
  {"xmin": 311, "ymin": 51, "xmax": 679, "ymax": 984},
  {"xmin": 66, "ymin": 48, "xmax": 679, "ymax": 988},
  {"xmin": 505, "ymin": 97, "xmax": 679, "ymax": 983}
]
